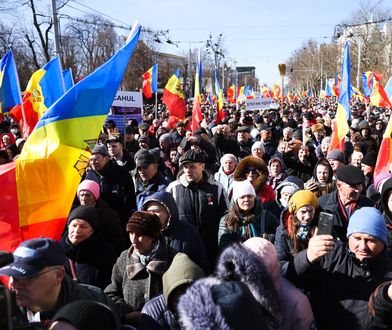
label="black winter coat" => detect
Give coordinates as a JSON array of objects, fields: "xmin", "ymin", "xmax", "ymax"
[
  {"xmin": 140, "ymin": 294, "xmax": 179, "ymax": 330},
  {"xmin": 287, "ymin": 243, "xmax": 392, "ymax": 330},
  {"xmin": 318, "ymin": 191, "xmax": 374, "ymax": 242}
]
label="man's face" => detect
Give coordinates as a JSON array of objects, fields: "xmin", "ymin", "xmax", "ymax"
[
  {"xmin": 138, "ymin": 163, "xmax": 158, "ymax": 183},
  {"xmin": 313, "ymin": 129, "xmax": 323, "ymax": 140},
  {"xmin": 125, "ymin": 133, "xmax": 134, "ymax": 142},
  {"xmin": 321, "ymin": 142, "xmax": 329, "ymax": 154},
  {"xmin": 10, "ymin": 266, "xmax": 63, "ymax": 311},
  {"xmin": 183, "ymin": 162, "xmax": 204, "ymax": 183},
  {"xmin": 222, "ymin": 160, "xmax": 236, "ymax": 173},
  {"xmin": 348, "ymin": 233, "xmax": 384, "ymax": 261},
  {"xmin": 177, "ymin": 126, "xmax": 185, "ymax": 136},
  {"xmin": 316, "ymin": 165, "xmax": 329, "ymax": 184},
  {"xmin": 337, "ymin": 180, "xmax": 363, "ymax": 204},
  {"xmin": 328, "ymin": 158, "xmax": 343, "ymax": 172},
  {"xmin": 283, "ymin": 130, "xmax": 292, "ymax": 140},
  {"xmin": 107, "ymin": 142, "xmax": 122, "ymax": 158},
  {"xmin": 237, "ymin": 131, "xmax": 250, "ymax": 143},
  {"xmin": 260, "ymin": 130, "xmax": 271, "ymax": 141},
  {"xmin": 169, "ymin": 150, "xmax": 177, "ymax": 163},
  {"xmin": 89, "ymin": 154, "xmax": 109, "ymax": 172}
]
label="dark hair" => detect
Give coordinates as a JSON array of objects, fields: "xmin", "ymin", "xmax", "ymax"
[{"xmin": 224, "ymin": 199, "xmax": 256, "ymax": 232}]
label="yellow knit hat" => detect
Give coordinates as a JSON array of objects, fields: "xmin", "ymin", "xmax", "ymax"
[{"xmin": 288, "ymin": 190, "xmax": 318, "ymax": 213}]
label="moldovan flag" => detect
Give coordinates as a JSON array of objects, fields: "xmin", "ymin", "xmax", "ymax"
[
  {"xmin": 10, "ymin": 56, "xmax": 65, "ymax": 137},
  {"xmin": 375, "ymin": 117, "xmax": 392, "ymax": 177},
  {"xmin": 330, "ymin": 41, "xmax": 351, "ymax": 151},
  {"xmin": 142, "ymin": 64, "xmax": 158, "ymax": 99},
  {"xmin": 226, "ymin": 85, "xmax": 236, "ymax": 102},
  {"xmin": 161, "ymin": 69, "xmax": 186, "ymax": 120},
  {"xmin": 370, "ymin": 79, "xmax": 392, "ymax": 108},
  {"xmin": 0, "ymin": 49, "xmax": 22, "ymax": 114},
  {"xmin": 0, "ymin": 22, "xmax": 141, "ymax": 252},
  {"xmin": 191, "ymin": 52, "xmax": 203, "ymax": 132}
]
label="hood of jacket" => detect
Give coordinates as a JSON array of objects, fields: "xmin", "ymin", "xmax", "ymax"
[
  {"xmin": 312, "ymin": 158, "xmax": 334, "ymax": 183},
  {"xmin": 142, "ymin": 191, "xmax": 179, "ymax": 230},
  {"xmin": 215, "ymin": 243, "xmax": 281, "ymax": 328},
  {"xmin": 275, "ymin": 175, "xmax": 304, "ymax": 201},
  {"xmin": 162, "ymin": 252, "xmax": 205, "ymax": 306},
  {"xmin": 234, "ymin": 156, "xmax": 269, "ymax": 190}
]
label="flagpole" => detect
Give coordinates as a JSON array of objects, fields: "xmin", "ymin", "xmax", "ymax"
[{"xmin": 154, "ymin": 92, "xmax": 158, "ymax": 119}]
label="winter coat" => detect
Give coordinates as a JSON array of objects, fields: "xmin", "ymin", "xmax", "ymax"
[
  {"xmin": 304, "ymin": 158, "xmax": 335, "ymax": 197},
  {"xmin": 166, "ymin": 172, "xmax": 228, "ymax": 268},
  {"xmin": 86, "ymin": 161, "xmax": 136, "ymax": 225},
  {"xmin": 218, "ymin": 198, "xmax": 279, "ymax": 249},
  {"xmin": 19, "ymin": 275, "xmax": 118, "ymax": 324},
  {"xmin": 141, "ymin": 191, "xmax": 209, "ymax": 273},
  {"xmin": 214, "ymin": 167, "xmax": 235, "ymax": 201},
  {"xmin": 368, "ymin": 281, "xmax": 392, "ymax": 329},
  {"xmin": 112, "ymin": 149, "xmax": 136, "ymax": 172},
  {"xmin": 287, "ymin": 243, "xmax": 392, "ymax": 330},
  {"xmin": 234, "ymin": 156, "xmax": 275, "ymax": 204},
  {"xmin": 104, "ymin": 238, "xmax": 170, "ymax": 314},
  {"xmin": 244, "ymin": 237, "xmax": 316, "ymax": 330},
  {"xmin": 140, "ymin": 252, "xmax": 205, "ymax": 330},
  {"xmin": 282, "ymin": 152, "xmax": 314, "ymax": 183},
  {"xmin": 318, "ymin": 190, "xmax": 374, "ymax": 242},
  {"xmin": 61, "ymin": 231, "xmax": 117, "ymax": 290},
  {"xmin": 381, "ymin": 177, "xmax": 392, "ymax": 257},
  {"xmin": 135, "ymin": 171, "xmax": 168, "ymax": 211}
]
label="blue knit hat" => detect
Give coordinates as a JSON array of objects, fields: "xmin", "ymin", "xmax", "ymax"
[{"xmin": 347, "ymin": 207, "xmax": 388, "ymax": 245}]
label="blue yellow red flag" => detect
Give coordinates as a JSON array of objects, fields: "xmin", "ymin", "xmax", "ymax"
[{"xmin": 0, "ymin": 49, "xmax": 22, "ymax": 113}]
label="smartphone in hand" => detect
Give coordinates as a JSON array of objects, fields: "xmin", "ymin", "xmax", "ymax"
[{"xmin": 317, "ymin": 212, "xmax": 334, "ymax": 236}]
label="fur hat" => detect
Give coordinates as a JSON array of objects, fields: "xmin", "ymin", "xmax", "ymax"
[
  {"xmin": 232, "ymin": 180, "xmax": 256, "ymax": 202},
  {"xmin": 126, "ymin": 211, "xmax": 161, "ymax": 238},
  {"xmin": 77, "ymin": 180, "xmax": 100, "ymax": 200},
  {"xmin": 234, "ymin": 156, "xmax": 269, "ymax": 189},
  {"xmin": 288, "ymin": 190, "xmax": 318, "ymax": 214},
  {"xmin": 215, "ymin": 244, "xmax": 282, "ymax": 328}
]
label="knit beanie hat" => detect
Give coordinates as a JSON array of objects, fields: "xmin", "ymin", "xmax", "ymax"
[
  {"xmin": 288, "ymin": 190, "xmax": 318, "ymax": 214},
  {"xmin": 361, "ymin": 151, "xmax": 377, "ymax": 168},
  {"xmin": 126, "ymin": 211, "xmax": 161, "ymax": 238},
  {"xmin": 91, "ymin": 144, "xmax": 110, "ymax": 157},
  {"xmin": 52, "ymin": 300, "xmax": 119, "ymax": 330},
  {"xmin": 232, "ymin": 180, "xmax": 256, "ymax": 202},
  {"xmin": 77, "ymin": 180, "xmax": 100, "ymax": 200},
  {"xmin": 220, "ymin": 153, "xmax": 238, "ymax": 165},
  {"xmin": 251, "ymin": 141, "xmax": 265, "ymax": 154},
  {"xmin": 67, "ymin": 205, "xmax": 101, "ymax": 230},
  {"xmin": 347, "ymin": 207, "xmax": 388, "ymax": 245}
]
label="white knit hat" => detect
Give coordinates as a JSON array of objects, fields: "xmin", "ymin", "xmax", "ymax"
[
  {"xmin": 220, "ymin": 153, "xmax": 238, "ymax": 165},
  {"xmin": 232, "ymin": 180, "xmax": 256, "ymax": 202}
]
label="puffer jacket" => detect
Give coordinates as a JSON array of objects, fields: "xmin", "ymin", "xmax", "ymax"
[
  {"xmin": 141, "ymin": 191, "xmax": 209, "ymax": 273},
  {"xmin": 287, "ymin": 243, "xmax": 392, "ymax": 330},
  {"xmin": 214, "ymin": 167, "xmax": 235, "ymax": 201},
  {"xmin": 166, "ymin": 172, "xmax": 228, "ymax": 268},
  {"xmin": 218, "ymin": 197, "xmax": 279, "ymax": 249},
  {"xmin": 135, "ymin": 171, "xmax": 168, "ymax": 211}
]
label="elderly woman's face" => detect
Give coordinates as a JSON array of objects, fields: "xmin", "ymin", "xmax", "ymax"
[
  {"xmin": 251, "ymin": 147, "xmax": 264, "ymax": 159},
  {"xmin": 222, "ymin": 160, "xmax": 236, "ymax": 172},
  {"xmin": 129, "ymin": 232, "xmax": 155, "ymax": 255},
  {"xmin": 68, "ymin": 219, "xmax": 94, "ymax": 245}
]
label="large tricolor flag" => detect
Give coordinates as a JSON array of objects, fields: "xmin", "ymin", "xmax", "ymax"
[
  {"xmin": 191, "ymin": 51, "xmax": 203, "ymax": 132},
  {"xmin": 142, "ymin": 64, "xmax": 158, "ymax": 99},
  {"xmin": 0, "ymin": 49, "xmax": 22, "ymax": 114},
  {"xmin": 330, "ymin": 41, "xmax": 351, "ymax": 151},
  {"xmin": 0, "ymin": 22, "xmax": 141, "ymax": 252},
  {"xmin": 161, "ymin": 69, "xmax": 186, "ymax": 120},
  {"xmin": 10, "ymin": 56, "xmax": 66, "ymax": 137},
  {"xmin": 375, "ymin": 117, "xmax": 392, "ymax": 177},
  {"xmin": 370, "ymin": 78, "xmax": 392, "ymax": 108},
  {"xmin": 63, "ymin": 68, "xmax": 74, "ymax": 91}
]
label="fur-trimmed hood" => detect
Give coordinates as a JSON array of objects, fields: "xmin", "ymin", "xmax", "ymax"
[
  {"xmin": 215, "ymin": 244, "xmax": 282, "ymax": 328},
  {"xmin": 177, "ymin": 277, "xmax": 268, "ymax": 330},
  {"xmin": 234, "ymin": 156, "xmax": 269, "ymax": 190}
]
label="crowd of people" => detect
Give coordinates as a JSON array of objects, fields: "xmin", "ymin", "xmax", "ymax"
[{"xmin": 1, "ymin": 96, "xmax": 392, "ymax": 329}]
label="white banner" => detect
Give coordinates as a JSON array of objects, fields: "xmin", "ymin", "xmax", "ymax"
[{"xmin": 245, "ymin": 97, "xmax": 279, "ymax": 110}]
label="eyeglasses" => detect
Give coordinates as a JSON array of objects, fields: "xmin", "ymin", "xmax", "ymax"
[{"xmin": 12, "ymin": 267, "xmax": 60, "ymax": 286}]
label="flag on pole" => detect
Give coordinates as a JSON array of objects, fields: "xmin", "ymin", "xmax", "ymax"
[
  {"xmin": 142, "ymin": 64, "xmax": 158, "ymax": 99},
  {"xmin": 330, "ymin": 41, "xmax": 351, "ymax": 151},
  {"xmin": 385, "ymin": 77, "xmax": 392, "ymax": 102},
  {"xmin": 370, "ymin": 78, "xmax": 392, "ymax": 108},
  {"xmin": 191, "ymin": 51, "xmax": 203, "ymax": 132},
  {"xmin": 214, "ymin": 68, "xmax": 223, "ymax": 124},
  {"xmin": 325, "ymin": 79, "xmax": 333, "ymax": 98},
  {"xmin": 63, "ymin": 68, "xmax": 74, "ymax": 91},
  {"xmin": 161, "ymin": 69, "xmax": 186, "ymax": 120},
  {"xmin": 0, "ymin": 22, "xmax": 141, "ymax": 252},
  {"xmin": 0, "ymin": 49, "xmax": 22, "ymax": 114},
  {"xmin": 226, "ymin": 85, "xmax": 236, "ymax": 102},
  {"xmin": 10, "ymin": 56, "xmax": 66, "ymax": 137},
  {"xmin": 374, "ymin": 117, "xmax": 392, "ymax": 177}
]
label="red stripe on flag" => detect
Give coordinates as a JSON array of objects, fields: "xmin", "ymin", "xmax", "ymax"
[{"xmin": 20, "ymin": 217, "xmax": 66, "ymax": 242}]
